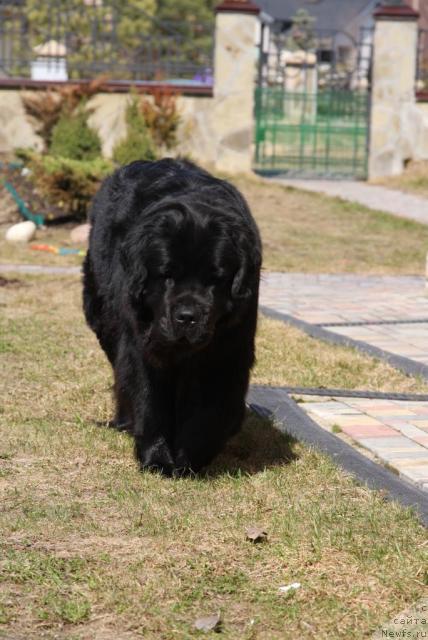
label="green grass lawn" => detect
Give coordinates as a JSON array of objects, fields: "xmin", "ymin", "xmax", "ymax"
[
  {"xmin": 3, "ymin": 174, "xmax": 428, "ymax": 275},
  {"xmin": 1, "ymin": 274, "xmax": 427, "ymax": 639}
]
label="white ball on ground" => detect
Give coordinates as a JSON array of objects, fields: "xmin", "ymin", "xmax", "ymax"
[
  {"xmin": 5, "ymin": 220, "xmax": 36, "ymax": 243},
  {"xmin": 70, "ymin": 223, "xmax": 91, "ymax": 244}
]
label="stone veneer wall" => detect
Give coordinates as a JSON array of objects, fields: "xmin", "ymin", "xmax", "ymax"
[
  {"xmin": 0, "ymin": 5, "xmax": 259, "ymax": 173},
  {"xmin": 88, "ymin": 91, "xmax": 253, "ymax": 168},
  {"xmin": 0, "ymin": 89, "xmax": 250, "ymax": 170},
  {"xmin": 0, "ymin": 90, "xmax": 44, "ymax": 154},
  {"xmin": 369, "ymin": 6, "xmax": 428, "ymax": 178}
]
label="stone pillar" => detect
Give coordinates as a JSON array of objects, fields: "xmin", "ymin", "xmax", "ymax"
[
  {"xmin": 212, "ymin": 0, "xmax": 260, "ymax": 173},
  {"xmin": 369, "ymin": 2, "xmax": 420, "ymax": 179}
]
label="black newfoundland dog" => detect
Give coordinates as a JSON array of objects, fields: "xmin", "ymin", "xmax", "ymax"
[{"xmin": 83, "ymin": 158, "xmax": 261, "ymax": 476}]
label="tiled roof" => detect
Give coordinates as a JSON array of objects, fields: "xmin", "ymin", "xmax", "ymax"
[{"xmin": 257, "ymin": 0, "xmax": 378, "ymax": 31}]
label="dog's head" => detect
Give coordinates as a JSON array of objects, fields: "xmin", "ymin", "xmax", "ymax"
[{"xmin": 120, "ymin": 193, "xmax": 261, "ymax": 362}]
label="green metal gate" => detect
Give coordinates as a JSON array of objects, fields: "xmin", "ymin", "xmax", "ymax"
[{"xmin": 254, "ymin": 28, "xmax": 373, "ymax": 179}]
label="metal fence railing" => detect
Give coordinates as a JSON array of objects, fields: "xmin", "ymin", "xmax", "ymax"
[
  {"xmin": 0, "ymin": 0, "xmax": 214, "ymax": 85},
  {"xmin": 254, "ymin": 25, "xmax": 373, "ymax": 178}
]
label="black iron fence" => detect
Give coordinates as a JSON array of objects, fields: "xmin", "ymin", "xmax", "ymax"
[
  {"xmin": 0, "ymin": 0, "xmax": 214, "ymax": 85},
  {"xmin": 258, "ymin": 26, "xmax": 373, "ymax": 91},
  {"xmin": 417, "ymin": 29, "xmax": 428, "ymax": 92}
]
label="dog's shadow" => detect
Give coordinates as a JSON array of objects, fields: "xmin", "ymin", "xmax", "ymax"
[
  {"xmin": 204, "ymin": 407, "xmax": 298, "ymax": 478},
  {"xmin": 96, "ymin": 407, "xmax": 298, "ymax": 478}
]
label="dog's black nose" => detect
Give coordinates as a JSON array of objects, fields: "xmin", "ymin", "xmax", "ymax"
[{"xmin": 174, "ymin": 307, "xmax": 197, "ymax": 325}]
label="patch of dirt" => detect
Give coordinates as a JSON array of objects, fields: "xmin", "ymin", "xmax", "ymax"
[
  {"xmin": 3, "ymin": 534, "xmax": 150, "ymax": 559},
  {"xmin": 0, "ymin": 276, "xmax": 24, "ymax": 288}
]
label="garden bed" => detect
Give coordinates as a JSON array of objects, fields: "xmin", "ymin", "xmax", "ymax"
[{"xmin": 0, "ymin": 163, "xmax": 66, "ymax": 225}]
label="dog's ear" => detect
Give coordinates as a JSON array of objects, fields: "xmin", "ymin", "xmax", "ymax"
[
  {"xmin": 232, "ymin": 254, "xmax": 250, "ymax": 299},
  {"xmin": 231, "ymin": 236, "xmax": 261, "ymax": 300},
  {"xmin": 120, "ymin": 241, "xmax": 148, "ymax": 300}
]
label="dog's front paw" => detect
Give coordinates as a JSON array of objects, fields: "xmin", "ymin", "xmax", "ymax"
[
  {"xmin": 135, "ymin": 436, "xmax": 175, "ymax": 477},
  {"xmin": 107, "ymin": 418, "xmax": 133, "ymax": 433},
  {"xmin": 173, "ymin": 449, "xmax": 202, "ymax": 477}
]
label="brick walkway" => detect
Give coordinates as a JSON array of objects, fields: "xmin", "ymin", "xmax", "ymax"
[
  {"xmin": 260, "ymin": 272, "xmax": 428, "ymax": 491},
  {"xmin": 260, "ymin": 273, "xmax": 428, "ymax": 364},
  {"xmin": 300, "ymin": 395, "xmax": 428, "ymax": 491},
  {"xmin": 274, "ymin": 179, "xmax": 428, "ymax": 225}
]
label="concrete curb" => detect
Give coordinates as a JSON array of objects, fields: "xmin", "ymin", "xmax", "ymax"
[{"xmin": 248, "ymin": 385, "xmax": 428, "ymax": 526}]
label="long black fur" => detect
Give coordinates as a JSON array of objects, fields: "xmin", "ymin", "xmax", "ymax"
[{"xmin": 83, "ymin": 158, "xmax": 262, "ymax": 476}]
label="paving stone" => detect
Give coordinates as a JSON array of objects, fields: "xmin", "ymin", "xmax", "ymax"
[
  {"xmin": 303, "ymin": 402, "xmax": 359, "ymax": 414},
  {"xmin": 399, "ymin": 466, "xmax": 428, "ymax": 484},
  {"xmin": 333, "ymin": 416, "xmax": 385, "ymax": 427},
  {"xmin": 382, "ymin": 419, "xmax": 413, "ymax": 430},
  {"xmin": 375, "ymin": 414, "xmax": 419, "ymax": 420},
  {"xmin": 386, "ymin": 424, "xmax": 428, "ymax": 440},
  {"xmin": 410, "ymin": 419, "xmax": 428, "ymax": 427},
  {"xmin": 340, "ymin": 424, "xmax": 398, "ymax": 438},
  {"xmin": 406, "ymin": 407, "xmax": 428, "ymax": 414},
  {"xmin": 379, "ymin": 451, "xmax": 428, "ymax": 462},
  {"xmin": 357, "ymin": 436, "xmax": 425, "ymax": 453},
  {"xmin": 368, "ymin": 408, "xmax": 418, "ymax": 416}
]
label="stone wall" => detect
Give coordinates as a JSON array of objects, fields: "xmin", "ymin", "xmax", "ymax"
[
  {"xmin": 0, "ymin": 90, "xmax": 43, "ymax": 154},
  {"xmin": 0, "ymin": 88, "xmax": 250, "ymax": 170},
  {"xmin": 369, "ymin": 5, "xmax": 428, "ymax": 178},
  {"xmin": 0, "ymin": 5, "xmax": 259, "ymax": 173},
  {"xmin": 87, "ymin": 92, "xmax": 221, "ymax": 165}
]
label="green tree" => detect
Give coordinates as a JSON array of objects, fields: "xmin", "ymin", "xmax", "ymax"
[
  {"xmin": 155, "ymin": 0, "xmax": 216, "ymax": 26},
  {"xmin": 25, "ymin": 0, "xmax": 156, "ymax": 79},
  {"xmin": 112, "ymin": 96, "xmax": 157, "ymax": 166},
  {"xmin": 154, "ymin": 0, "xmax": 215, "ymax": 72},
  {"xmin": 50, "ymin": 110, "xmax": 102, "ymax": 161}
]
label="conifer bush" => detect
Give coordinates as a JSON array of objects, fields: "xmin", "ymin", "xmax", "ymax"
[
  {"xmin": 112, "ymin": 97, "xmax": 157, "ymax": 166},
  {"xmin": 50, "ymin": 110, "xmax": 102, "ymax": 161}
]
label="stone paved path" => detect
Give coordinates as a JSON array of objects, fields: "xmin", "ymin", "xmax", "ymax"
[
  {"xmin": 299, "ymin": 394, "xmax": 428, "ymax": 491},
  {"xmin": 260, "ymin": 272, "xmax": 428, "ymax": 364},
  {"xmin": 260, "ymin": 272, "xmax": 428, "ymax": 491},
  {"xmin": 274, "ymin": 179, "xmax": 428, "ymax": 225},
  {"xmin": 0, "ymin": 263, "xmax": 80, "ymax": 275}
]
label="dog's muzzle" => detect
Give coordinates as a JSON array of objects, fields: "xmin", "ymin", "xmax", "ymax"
[{"xmin": 171, "ymin": 302, "xmax": 207, "ymax": 342}]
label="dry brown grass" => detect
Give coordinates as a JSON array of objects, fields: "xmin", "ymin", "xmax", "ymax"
[
  {"xmin": 0, "ymin": 274, "xmax": 427, "ymax": 639},
  {"xmin": 255, "ymin": 316, "xmax": 428, "ymax": 393},
  {"xmin": 233, "ymin": 175, "xmax": 428, "ymax": 275},
  {"xmin": 373, "ymin": 160, "xmax": 428, "ymax": 199}
]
